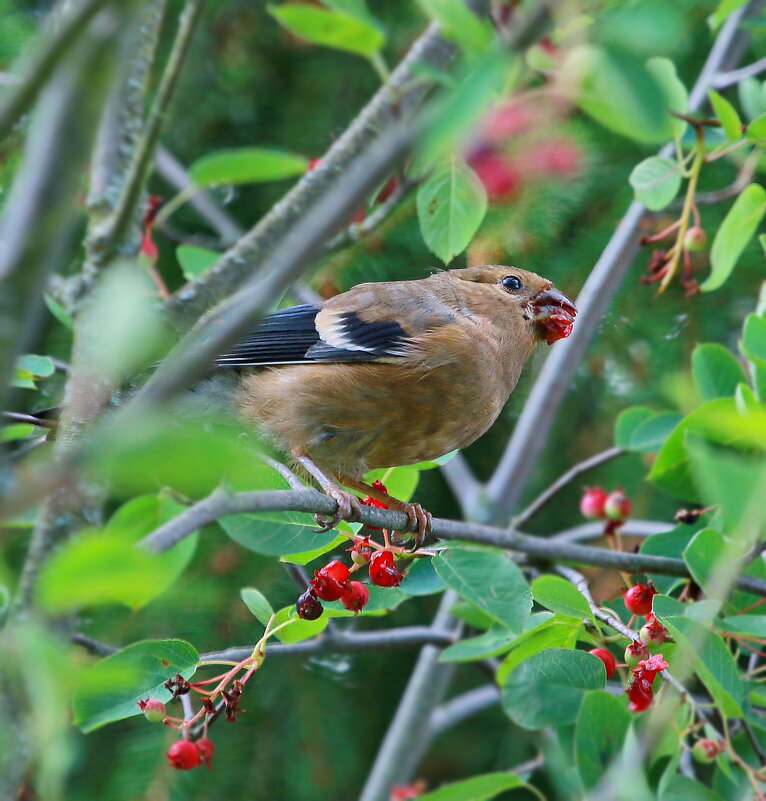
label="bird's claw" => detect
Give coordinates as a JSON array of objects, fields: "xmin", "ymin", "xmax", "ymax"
[
  {"xmin": 313, "ymin": 486, "xmax": 362, "ymax": 533},
  {"xmin": 404, "ymin": 502, "xmax": 433, "ymax": 552}
]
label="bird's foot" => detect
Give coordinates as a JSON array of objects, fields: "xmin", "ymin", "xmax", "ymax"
[
  {"xmin": 313, "ymin": 485, "xmax": 362, "ymax": 533},
  {"xmin": 391, "ymin": 502, "xmax": 433, "ymax": 552}
]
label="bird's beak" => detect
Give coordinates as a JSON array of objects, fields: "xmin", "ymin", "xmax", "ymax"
[{"xmin": 531, "ymin": 287, "xmax": 578, "ymax": 345}]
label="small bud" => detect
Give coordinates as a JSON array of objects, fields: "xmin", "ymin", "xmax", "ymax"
[
  {"xmin": 604, "ymin": 488, "xmax": 632, "ymax": 521},
  {"xmin": 625, "ymin": 640, "xmax": 650, "ymax": 669},
  {"xmin": 137, "ymin": 698, "xmax": 166, "ymax": 722},
  {"xmin": 684, "ymin": 226, "xmax": 707, "ymax": 252},
  {"xmin": 196, "ymin": 737, "xmax": 215, "ymax": 768}
]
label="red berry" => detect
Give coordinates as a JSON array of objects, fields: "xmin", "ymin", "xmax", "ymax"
[
  {"xmin": 604, "ymin": 488, "xmax": 632, "ymax": 521},
  {"xmin": 626, "ymin": 676, "xmax": 653, "ymax": 712},
  {"xmin": 307, "ymin": 157, "xmax": 322, "ymax": 171},
  {"xmin": 368, "ymin": 550, "xmax": 404, "ymax": 587},
  {"xmin": 310, "ymin": 560, "xmax": 350, "ymax": 601},
  {"xmin": 322, "ymin": 559, "xmax": 350, "ymax": 583},
  {"xmin": 137, "ymin": 698, "xmax": 166, "ymax": 722},
  {"xmin": 295, "ymin": 588, "xmax": 324, "ymax": 619},
  {"xmin": 482, "ymin": 101, "xmax": 534, "ymax": 141},
  {"xmin": 466, "ymin": 146, "xmax": 520, "ymax": 201},
  {"xmin": 348, "ymin": 537, "xmax": 374, "ymax": 565},
  {"xmin": 167, "ymin": 740, "xmax": 201, "ymax": 770},
  {"xmin": 340, "ymin": 581, "xmax": 370, "ymax": 614},
  {"xmin": 684, "ymin": 226, "xmax": 707, "ymax": 252},
  {"xmin": 525, "ymin": 138, "xmax": 581, "ymax": 177},
  {"xmin": 588, "ymin": 647, "xmax": 616, "ymax": 679},
  {"xmin": 692, "ymin": 738, "xmax": 722, "ymax": 764},
  {"xmin": 580, "ymin": 486, "xmax": 608, "ymax": 519},
  {"xmin": 624, "ymin": 640, "xmax": 650, "ymax": 669},
  {"xmin": 623, "ymin": 583, "xmax": 656, "ymax": 616},
  {"xmin": 196, "ymin": 737, "xmax": 215, "ymax": 768}
]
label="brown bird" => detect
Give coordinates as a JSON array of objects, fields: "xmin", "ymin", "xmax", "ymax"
[{"xmin": 215, "ymin": 265, "xmax": 577, "ymax": 545}]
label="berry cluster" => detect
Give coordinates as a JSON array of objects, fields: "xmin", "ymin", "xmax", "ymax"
[
  {"xmin": 295, "ymin": 481, "xmax": 407, "ymax": 620},
  {"xmin": 137, "ymin": 697, "xmax": 216, "ymax": 770},
  {"xmin": 580, "ymin": 485, "xmax": 632, "ymax": 538}
]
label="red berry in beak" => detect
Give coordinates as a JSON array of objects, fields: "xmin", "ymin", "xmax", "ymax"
[{"xmin": 531, "ymin": 286, "xmax": 577, "ymax": 345}]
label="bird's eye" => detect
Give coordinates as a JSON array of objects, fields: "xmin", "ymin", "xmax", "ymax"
[{"xmin": 501, "ymin": 275, "xmax": 522, "ymax": 291}]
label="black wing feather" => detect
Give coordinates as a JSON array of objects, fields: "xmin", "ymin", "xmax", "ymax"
[{"xmin": 215, "ymin": 306, "xmax": 411, "ymax": 367}]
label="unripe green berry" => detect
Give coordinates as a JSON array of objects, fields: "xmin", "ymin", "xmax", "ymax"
[{"xmin": 684, "ymin": 226, "xmax": 707, "ymax": 252}]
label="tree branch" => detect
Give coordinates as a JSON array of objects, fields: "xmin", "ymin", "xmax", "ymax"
[
  {"xmin": 712, "ymin": 55, "xmax": 766, "ymax": 89},
  {"xmin": 94, "ymin": 0, "xmax": 207, "ymax": 266},
  {"xmin": 136, "ymin": 487, "xmax": 766, "ymax": 595},
  {"xmin": 0, "ymin": 0, "xmax": 112, "ymax": 140},
  {"xmin": 484, "ymin": 0, "xmax": 763, "ymax": 522},
  {"xmin": 164, "ymin": 21, "xmax": 457, "ymax": 327}
]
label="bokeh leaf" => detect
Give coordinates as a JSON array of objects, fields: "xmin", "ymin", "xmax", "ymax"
[
  {"xmin": 73, "ymin": 639, "xmax": 198, "ymax": 732},
  {"xmin": 189, "ymin": 147, "xmax": 308, "ymax": 187},
  {"xmin": 629, "ymin": 156, "xmax": 681, "ymax": 210}
]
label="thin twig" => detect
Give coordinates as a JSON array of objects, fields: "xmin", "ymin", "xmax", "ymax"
[
  {"xmin": 2, "ymin": 411, "xmax": 57, "ymax": 430},
  {"xmin": 515, "ymin": 446, "xmax": 625, "ymax": 527},
  {"xmin": 713, "ymin": 55, "xmax": 766, "ymax": 88},
  {"xmin": 428, "ymin": 684, "xmax": 501, "ymax": 737}
]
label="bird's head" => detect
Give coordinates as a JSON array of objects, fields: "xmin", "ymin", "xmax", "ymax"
[{"xmin": 450, "ymin": 265, "xmax": 578, "ymax": 345}]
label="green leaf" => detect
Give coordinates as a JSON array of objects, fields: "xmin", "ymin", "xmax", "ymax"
[
  {"xmin": 629, "ymin": 156, "xmax": 681, "ymax": 210},
  {"xmin": 415, "ymin": 772, "xmax": 536, "ymax": 801},
  {"xmin": 268, "ymin": 4, "xmax": 384, "ymax": 57},
  {"xmin": 531, "ymin": 575, "xmax": 592, "ymax": 620},
  {"xmin": 657, "ymin": 615, "xmax": 745, "ymax": 717},
  {"xmin": 433, "ymin": 547, "xmax": 531, "ymax": 631},
  {"xmin": 615, "ymin": 406, "xmax": 654, "ymax": 447},
  {"xmin": 746, "ymin": 111, "xmax": 766, "ymax": 141},
  {"xmin": 647, "ymin": 57, "xmax": 688, "ymax": 138},
  {"xmin": 280, "ymin": 531, "xmax": 347, "ymax": 565},
  {"xmin": 739, "ymin": 77, "xmax": 766, "ymax": 121},
  {"xmin": 221, "ymin": 510, "xmax": 339, "ymax": 555},
  {"xmin": 37, "ymin": 533, "xmax": 169, "ymax": 612},
  {"xmin": 682, "ymin": 528, "xmax": 728, "ymax": 595},
  {"xmin": 692, "ymin": 343, "xmax": 748, "ymax": 401},
  {"xmin": 641, "ymin": 531, "xmax": 694, "ymax": 595},
  {"xmin": 702, "ymin": 184, "xmax": 766, "ymax": 292},
  {"xmin": 496, "ymin": 616, "xmax": 580, "ymax": 684},
  {"xmin": 398, "ymin": 557, "xmax": 445, "ymax": 596},
  {"xmin": 44, "ymin": 293, "xmax": 74, "ymax": 330},
  {"xmin": 718, "ymin": 615, "xmax": 766, "ymax": 637},
  {"xmin": 271, "ymin": 604, "xmax": 329, "ymax": 642},
  {"xmin": 189, "ymin": 147, "xmax": 308, "ymax": 187},
  {"xmin": 416, "ymin": 0, "xmax": 492, "ymax": 53},
  {"xmin": 710, "ymin": 0, "xmax": 749, "ymax": 30},
  {"xmin": 240, "ymin": 588, "xmax": 274, "ymax": 627},
  {"xmin": 440, "ymin": 626, "xmax": 519, "ymax": 663},
  {"xmin": 93, "ymin": 413, "xmax": 286, "ymax": 498},
  {"xmin": 17, "ymin": 354, "xmax": 54, "ymax": 378},
  {"xmin": 742, "ymin": 313, "xmax": 766, "ymax": 369},
  {"xmin": 708, "ymin": 90, "xmax": 742, "ymax": 140},
  {"xmin": 176, "ymin": 245, "xmax": 219, "ymax": 281},
  {"xmin": 615, "ymin": 407, "xmax": 681, "ymax": 452},
  {"xmin": 502, "ymin": 648, "xmax": 605, "ymax": 729},
  {"xmin": 661, "ymin": 774, "xmax": 727, "ymax": 801},
  {"xmin": 72, "ymin": 639, "xmax": 198, "ymax": 732},
  {"xmin": 102, "ymin": 492, "xmax": 198, "ymax": 603},
  {"xmin": 363, "ymin": 466, "xmax": 419, "ymax": 502},
  {"xmin": 575, "ymin": 691, "xmax": 631, "ymax": 789},
  {"xmin": 571, "ymin": 46, "xmax": 671, "ymax": 144},
  {"xmin": 0, "ymin": 423, "xmax": 36, "ymax": 441},
  {"xmin": 417, "ymin": 157, "xmax": 487, "ymax": 263}
]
